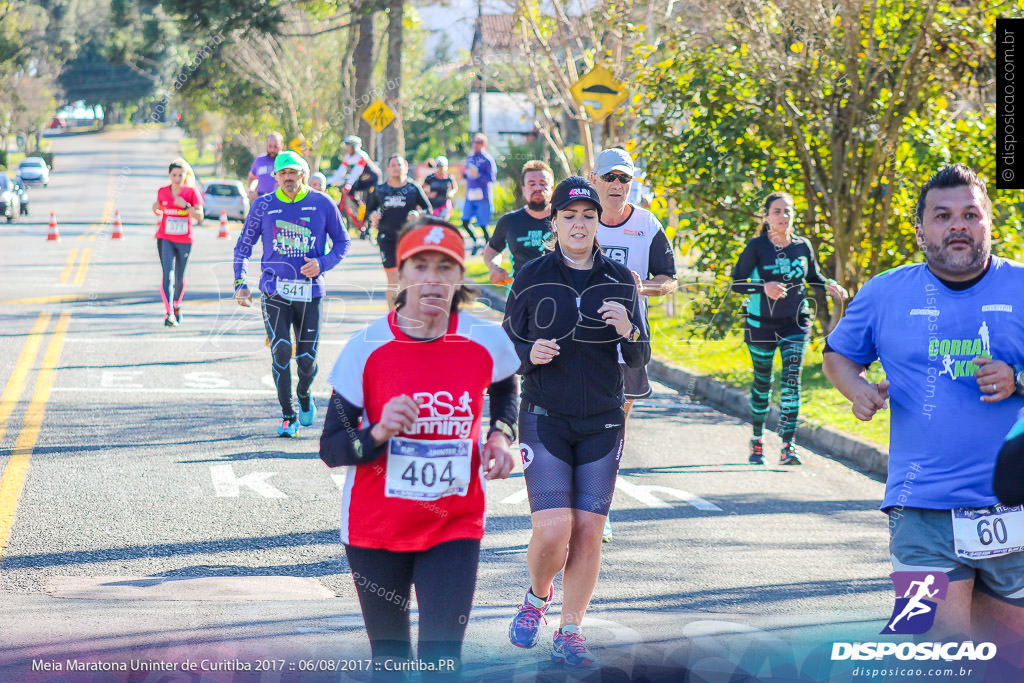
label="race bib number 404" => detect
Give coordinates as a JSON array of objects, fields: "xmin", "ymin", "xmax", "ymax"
[
  {"xmin": 276, "ymin": 277, "xmax": 312, "ymax": 302},
  {"xmin": 952, "ymin": 505, "xmax": 1024, "ymax": 559},
  {"xmin": 385, "ymin": 437, "xmax": 472, "ymax": 501}
]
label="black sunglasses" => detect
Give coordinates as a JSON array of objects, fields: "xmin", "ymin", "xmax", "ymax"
[{"xmin": 600, "ymin": 172, "xmax": 632, "ymax": 184}]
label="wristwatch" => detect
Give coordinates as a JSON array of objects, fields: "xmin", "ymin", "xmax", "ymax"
[
  {"xmin": 626, "ymin": 324, "xmax": 641, "ymax": 342},
  {"xmin": 488, "ymin": 419, "xmax": 517, "ymax": 444},
  {"xmin": 1014, "ymin": 364, "xmax": 1024, "ymax": 396}
]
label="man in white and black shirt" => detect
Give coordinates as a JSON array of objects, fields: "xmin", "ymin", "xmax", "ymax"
[{"xmin": 592, "ymin": 147, "xmax": 677, "ymax": 541}]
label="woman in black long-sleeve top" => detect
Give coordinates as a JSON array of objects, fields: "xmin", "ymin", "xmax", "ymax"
[
  {"xmin": 730, "ymin": 191, "xmax": 847, "ymax": 465},
  {"xmin": 502, "ymin": 176, "xmax": 648, "ymax": 668}
]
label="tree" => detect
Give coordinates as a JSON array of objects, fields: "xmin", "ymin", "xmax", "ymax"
[
  {"xmin": 380, "ymin": 0, "xmax": 406, "ymax": 158},
  {"xmin": 630, "ymin": 0, "xmax": 1018, "ymax": 332}
]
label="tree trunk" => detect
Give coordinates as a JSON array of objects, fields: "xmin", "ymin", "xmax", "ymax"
[
  {"xmin": 353, "ymin": 2, "xmax": 378, "ymax": 158},
  {"xmin": 381, "ymin": 0, "xmax": 405, "ymax": 160}
]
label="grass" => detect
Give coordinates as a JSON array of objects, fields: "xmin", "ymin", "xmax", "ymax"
[
  {"xmin": 464, "ymin": 262, "xmax": 890, "ymax": 448},
  {"xmin": 179, "ymin": 137, "xmax": 216, "ymax": 168}
]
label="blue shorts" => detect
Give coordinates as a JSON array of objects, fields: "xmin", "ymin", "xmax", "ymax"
[{"xmin": 461, "ymin": 199, "xmax": 492, "ymax": 227}]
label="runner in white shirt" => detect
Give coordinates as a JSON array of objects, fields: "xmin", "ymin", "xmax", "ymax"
[{"xmin": 591, "ymin": 147, "xmax": 677, "ymax": 542}]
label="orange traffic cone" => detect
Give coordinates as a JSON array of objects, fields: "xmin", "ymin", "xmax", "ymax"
[
  {"xmin": 218, "ymin": 210, "xmax": 229, "ymax": 239},
  {"xmin": 111, "ymin": 210, "xmax": 124, "ymax": 239},
  {"xmin": 47, "ymin": 211, "xmax": 60, "ymax": 241}
]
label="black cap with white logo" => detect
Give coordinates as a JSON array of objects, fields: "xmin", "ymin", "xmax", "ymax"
[{"xmin": 550, "ymin": 176, "xmax": 603, "ymax": 217}]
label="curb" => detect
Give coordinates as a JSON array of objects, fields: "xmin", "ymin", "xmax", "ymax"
[{"xmin": 469, "ymin": 280, "xmax": 889, "ymax": 478}]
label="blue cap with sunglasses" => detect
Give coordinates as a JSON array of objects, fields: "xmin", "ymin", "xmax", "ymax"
[{"xmin": 595, "ymin": 147, "xmax": 635, "ymax": 179}]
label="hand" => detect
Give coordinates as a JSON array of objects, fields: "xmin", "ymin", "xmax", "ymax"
[
  {"xmin": 235, "ymin": 287, "xmax": 252, "ymax": 307},
  {"xmin": 343, "ymin": 183, "xmax": 353, "ymax": 194},
  {"xmin": 631, "ymin": 270, "xmax": 643, "ymax": 291},
  {"xmin": 370, "ymin": 210, "xmax": 382, "ymax": 227},
  {"xmin": 488, "ymin": 266, "xmax": 510, "ymax": 285},
  {"xmin": 467, "ymin": 165, "xmax": 479, "ymax": 179},
  {"xmin": 764, "ymin": 281, "xmax": 788, "ymax": 300},
  {"xmin": 173, "ymin": 195, "xmax": 188, "ymax": 209},
  {"xmin": 975, "ymin": 357, "xmax": 1015, "ymax": 403},
  {"xmin": 247, "ymin": 189, "xmax": 257, "ymax": 203},
  {"xmin": 530, "ymin": 339, "xmax": 560, "ymax": 365},
  {"xmin": 370, "ymin": 395, "xmax": 420, "ymax": 444},
  {"xmin": 851, "ymin": 379, "xmax": 890, "ymax": 421},
  {"xmin": 482, "ymin": 432, "xmax": 514, "ymax": 480},
  {"xmin": 599, "ymin": 300, "xmax": 633, "ymax": 338},
  {"xmin": 827, "ymin": 281, "xmax": 849, "ymax": 301},
  {"xmin": 300, "ymin": 257, "xmax": 321, "ymax": 278}
]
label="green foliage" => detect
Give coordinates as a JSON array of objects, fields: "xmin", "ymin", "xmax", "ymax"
[
  {"xmin": 629, "ymin": 0, "xmax": 1021, "ymax": 341},
  {"xmin": 219, "ymin": 137, "xmax": 254, "ymax": 179}
]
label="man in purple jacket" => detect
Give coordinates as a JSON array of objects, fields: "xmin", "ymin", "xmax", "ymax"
[
  {"xmin": 461, "ymin": 133, "xmax": 497, "ymax": 253},
  {"xmin": 234, "ymin": 151, "xmax": 351, "ymax": 437}
]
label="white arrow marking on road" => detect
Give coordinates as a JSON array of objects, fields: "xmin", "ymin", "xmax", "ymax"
[
  {"xmin": 614, "ymin": 476, "xmax": 722, "ymax": 511},
  {"xmin": 210, "ymin": 464, "xmax": 287, "ymax": 498},
  {"xmin": 499, "ymin": 488, "xmax": 529, "ymax": 505}
]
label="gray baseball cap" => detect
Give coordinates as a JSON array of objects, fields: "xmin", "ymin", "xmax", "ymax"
[{"xmin": 595, "ymin": 148, "xmax": 635, "ymax": 176}]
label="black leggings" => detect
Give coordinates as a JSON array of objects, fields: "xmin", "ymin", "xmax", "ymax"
[
  {"xmin": 345, "ymin": 539, "xmax": 480, "ymax": 682},
  {"xmin": 158, "ymin": 239, "xmax": 191, "ymax": 313},
  {"xmin": 261, "ymin": 294, "xmax": 321, "ymax": 419}
]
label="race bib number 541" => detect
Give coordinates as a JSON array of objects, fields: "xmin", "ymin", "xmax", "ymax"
[
  {"xmin": 385, "ymin": 437, "xmax": 472, "ymax": 501},
  {"xmin": 952, "ymin": 505, "xmax": 1024, "ymax": 559}
]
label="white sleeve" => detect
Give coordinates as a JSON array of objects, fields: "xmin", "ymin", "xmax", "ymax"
[{"xmin": 329, "ymin": 330, "xmax": 368, "ymax": 407}]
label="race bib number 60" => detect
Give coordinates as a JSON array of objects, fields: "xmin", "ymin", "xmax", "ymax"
[
  {"xmin": 385, "ymin": 437, "xmax": 472, "ymax": 501},
  {"xmin": 952, "ymin": 505, "xmax": 1024, "ymax": 559}
]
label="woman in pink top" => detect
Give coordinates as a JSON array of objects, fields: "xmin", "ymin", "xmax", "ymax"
[{"xmin": 151, "ymin": 159, "xmax": 203, "ymax": 326}]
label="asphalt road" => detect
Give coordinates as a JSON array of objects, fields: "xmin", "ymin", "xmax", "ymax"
[{"xmin": 0, "ymin": 127, "xmax": 996, "ymax": 682}]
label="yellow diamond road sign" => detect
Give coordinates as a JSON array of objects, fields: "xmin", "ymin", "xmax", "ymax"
[
  {"xmin": 570, "ymin": 66, "xmax": 628, "ymax": 122},
  {"xmin": 363, "ymin": 99, "xmax": 395, "ymax": 132}
]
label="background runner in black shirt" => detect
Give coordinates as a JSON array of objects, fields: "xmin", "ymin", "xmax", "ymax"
[
  {"xmin": 482, "ymin": 160, "xmax": 554, "ymax": 285},
  {"xmin": 367, "ymin": 154, "xmax": 431, "ymax": 308}
]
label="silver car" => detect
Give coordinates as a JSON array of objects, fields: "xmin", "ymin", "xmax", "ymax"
[
  {"xmin": 16, "ymin": 157, "xmax": 49, "ymax": 187},
  {"xmin": 202, "ymin": 179, "xmax": 250, "ymax": 221}
]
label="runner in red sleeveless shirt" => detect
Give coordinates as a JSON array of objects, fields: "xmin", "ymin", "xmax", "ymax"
[{"xmin": 320, "ymin": 220, "xmax": 519, "ymax": 681}]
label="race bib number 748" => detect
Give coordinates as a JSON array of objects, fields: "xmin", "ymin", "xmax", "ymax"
[{"xmin": 385, "ymin": 437, "xmax": 472, "ymax": 501}]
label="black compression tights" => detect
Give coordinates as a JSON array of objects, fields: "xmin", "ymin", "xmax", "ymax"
[
  {"xmin": 261, "ymin": 294, "xmax": 321, "ymax": 419},
  {"xmin": 344, "ymin": 539, "xmax": 480, "ymax": 682}
]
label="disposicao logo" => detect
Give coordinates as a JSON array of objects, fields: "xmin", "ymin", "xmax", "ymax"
[{"xmin": 881, "ymin": 571, "xmax": 947, "ymax": 635}]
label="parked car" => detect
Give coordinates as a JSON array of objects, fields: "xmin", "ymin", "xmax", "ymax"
[
  {"xmin": 16, "ymin": 157, "xmax": 49, "ymax": 186},
  {"xmin": 202, "ymin": 179, "xmax": 249, "ymax": 221},
  {"xmin": 0, "ymin": 175, "xmax": 22, "ymax": 222},
  {"xmin": 12, "ymin": 177, "xmax": 29, "ymax": 215}
]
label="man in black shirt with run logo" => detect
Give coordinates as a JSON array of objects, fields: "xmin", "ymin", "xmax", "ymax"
[
  {"xmin": 367, "ymin": 154, "xmax": 432, "ymax": 308},
  {"xmin": 482, "ymin": 160, "xmax": 554, "ymax": 285}
]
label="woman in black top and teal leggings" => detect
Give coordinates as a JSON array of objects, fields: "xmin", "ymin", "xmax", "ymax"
[{"xmin": 731, "ymin": 192, "xmax": 848, "ymax": 465}]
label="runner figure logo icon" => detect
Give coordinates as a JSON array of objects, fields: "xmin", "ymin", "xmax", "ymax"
[{"xmin": 880, "ymin": 571, "xmax": 949, "ymax": 635}]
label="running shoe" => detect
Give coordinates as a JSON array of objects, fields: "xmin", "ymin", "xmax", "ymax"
[
  {"xmin": 173, "ymin": 307, "xmax": 181, "ymax": 323},
  {"xmin": 551, "ymin": 627, "xmax": 597, "ymax": 668},
  {"xmin": 278, "ymin": 418, "xmax": 299, "ymax": 438},
  {"xmin": 602, "ymin": 513, "xmax": 613, "ymax": 543},
  {"xmin": 780, "ymin": 442, "xmax": 802, "ymax": 465},
  {"xmin": 749, "ymin": 438, "xmax": 764, "ymax": 465},
  {"xmin": 508, "ymin": 588, "xmax": 551, "ymax": 649},
  {"xmin": 298, "ymin": 394, "xmax": 317, "ymax": 427},
  {"xmin": 164, "ymin": 314, "xmax": 177, "ymax": 327}
]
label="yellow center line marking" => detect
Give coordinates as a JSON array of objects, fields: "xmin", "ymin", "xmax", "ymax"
[
  {"xmin": 58, "ymin": 248, "xmax": 79, "ymax": 284},
  {"xmin": 0, "ymin": 311, "xmax": 70, "ymax": 561},
  {"xmin": 0, "ymin": 312, "xmax": 52, "ymax": 444},
  {"xmin": 0, "ymin": 294, "xmax": 90, "ymax": 306},
  {"xmin": 72, "ymin": 248, "xmax": 91, "ymax": 286}
]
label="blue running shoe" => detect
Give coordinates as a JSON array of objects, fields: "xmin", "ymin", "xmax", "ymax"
[
  {"xmin": 278, "ymin": 418, "xmax": 299, "ymax": 438},
  {"xmin": 298, "ymin": 395, "xmax": 317, "ymax": 427},
  {"xmin": 552, "ymin": 626, "xmax": 597, "ymax": 668},
  {"xmin": 508, "ymin": 588, "xmax": 551, "ymax": 648},
  {"xmin": 602, "ymin": 513, "xmax": 612, "ymax": 543}
]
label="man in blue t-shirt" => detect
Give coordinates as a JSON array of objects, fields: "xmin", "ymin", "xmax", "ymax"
[{"xmin": 825, "ymin": 164, "xmax": 1024, "ymax": 647}]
